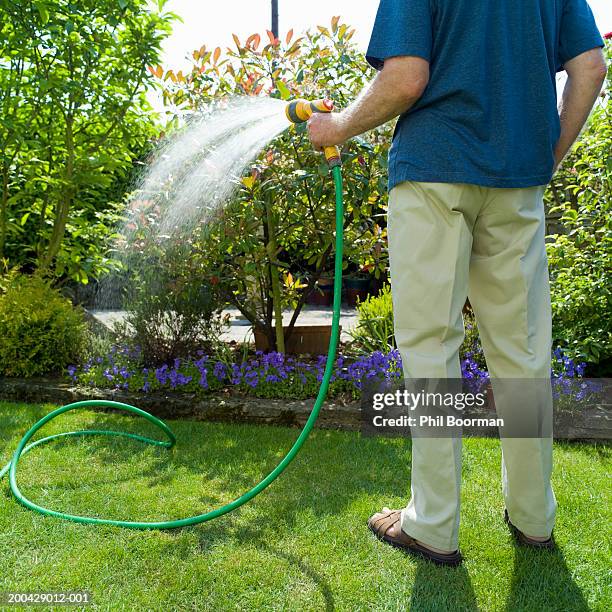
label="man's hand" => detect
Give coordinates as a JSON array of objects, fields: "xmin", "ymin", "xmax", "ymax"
[{"xmin": 308, "ymin": 113, "xmax": 347, "ymax": 151}]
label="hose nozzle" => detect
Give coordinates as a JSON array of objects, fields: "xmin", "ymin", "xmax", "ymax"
[{"xmin": 285, "ymin": 98, "xmax": 341, "ymax": 167}]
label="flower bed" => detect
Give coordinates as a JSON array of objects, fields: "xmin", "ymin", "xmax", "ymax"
[
  {"xmin": 68, "ymin": 347, "xmax": 404, "ymax": 400},
  {"xmin": 67, "ymin": 345, "xmax": 585, "ymax": 401}
]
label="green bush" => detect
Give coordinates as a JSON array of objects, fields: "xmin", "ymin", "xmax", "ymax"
[
  {"xmin": 0, "ymin": 275, "xmax": 86, "ymax": 377},
  {"xmin": 116, "ymin": 244, "xmax": 229, "ymax": 366},
  {"xmin": 462, "ymin": 306, "xmax": 487, "ymax": 369},
  {"xmin": 349, "ymin": 285, "xmax": 486, "ymax": 366},
  {"xmin": 545, "ymin": 42, "xmax": 611, "ymax": 372},
  {"xmin": 151, "ymin": 18, "xmax": 391, "ymax": 352},
  {"xmin": 0, "ymin": 0, "xmax": 174, "ymax": 282},
  {"xmin": 349, "ymin": 284, "xmax": 395, "ymax": 354}
]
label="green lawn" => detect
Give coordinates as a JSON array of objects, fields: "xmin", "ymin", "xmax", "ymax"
[{"xmin": 0, "ymin": 402, "xmax": 610, "ymax": 611}]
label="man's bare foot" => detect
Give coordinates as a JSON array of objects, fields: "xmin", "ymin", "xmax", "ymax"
[{"xmin": 370, "ymin": 507, "xmax": 456, "ymax": 555}]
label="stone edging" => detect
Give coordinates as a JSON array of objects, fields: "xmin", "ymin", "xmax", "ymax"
[
  {"xmin": 1, "ymin": 378, "xmax": 609, "ymax": 440},
  {"xmin": 0, "ymin": 378, "xmax": 361, "ymax": 430}
]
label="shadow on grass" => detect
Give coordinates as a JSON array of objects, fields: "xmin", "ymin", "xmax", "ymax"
[
  {"xmin": 411, "ymin": 560, "xmax": 477, "ymax": 611},
  {"xmin": 505, "ymin": 543, "xmax": 589, "ymax": 611},
  {"xmin": 188, "ymin": 521, "xmax": 478, "ymax": 611},
  {"xmin": 219, "ymin": 525, "xmax": 337, "ymax": 611}
]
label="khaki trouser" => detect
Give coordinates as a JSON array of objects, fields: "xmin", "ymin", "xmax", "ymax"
[{"xmin": 388, "ymin": 181, "xmax": 556, "ymax": 551}]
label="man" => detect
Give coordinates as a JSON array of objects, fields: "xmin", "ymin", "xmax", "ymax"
[{"xmin": 308, "ymin": 0, "xmax": 606, "ymax": 566}]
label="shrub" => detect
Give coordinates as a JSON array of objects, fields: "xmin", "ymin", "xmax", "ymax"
[
  {"xmin": 148, "ymin": 18, "xmax": 391, "ymax": 352},
  {"xmin": 462, "ymin": 306, "xmax": 487, "ymax": 370},
  {"xmin": 0, "ymin": 275, "xmax": 86, "ymax": 377},
  {"xmin": 349, "ymin": 286, "xmax": 485, "ymax": 365},
  {"xmin": 349, "ymin": 284, "xmax": 395, "ymax": 354},
  {"xmin": 544, "ymin": 40, "xmax": 611, "ymax": 373},
  {"xmin": 116, "ymin": 244, "xmax": 229, "ymax": 366},
  {"xmin": 0, "ymin": 0, "xmax": 174, "ymax": 282}
]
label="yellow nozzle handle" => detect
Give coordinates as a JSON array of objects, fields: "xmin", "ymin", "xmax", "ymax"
[
  {"xmin": 285, "ymin": 98, "xmax": 342, "ymax": 167},
  {"xmin": 285, "ymin": 98, "xmax": 335, "ymax": 124},
  {"xmin": 324, "ymin": 146, "xmax": 341, "ymax": 168}
]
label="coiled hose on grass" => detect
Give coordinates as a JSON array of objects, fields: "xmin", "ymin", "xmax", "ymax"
[{"xmin": 0, "ymin": 165, "xmax": 344, "ymax": 529}]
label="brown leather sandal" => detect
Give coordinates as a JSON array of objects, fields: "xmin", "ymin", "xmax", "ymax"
[
  {"xmin": 504, "ymin": 510, "xmax": 555, "ymax": 550},
  {"xmin": 367, "ymin": 509, "xmax": 463, "ymax": 566}
]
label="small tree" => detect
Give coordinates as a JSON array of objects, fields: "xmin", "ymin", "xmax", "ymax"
[
  {"xmin": 0, "ymin": 0, "xmax": 175, "ymax": 282},
  {"xmin": 152, "ymin": 18, "xmax": 391, "ymax": 351}
]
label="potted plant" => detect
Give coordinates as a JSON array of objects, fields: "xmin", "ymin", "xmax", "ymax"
[
  {"xmin": 306, "ymin": 274, "xmax": 335, "ymax": 306},
  {"xmin": 344, "ymin": 269, "xmax": 371, "ymax": 307}
]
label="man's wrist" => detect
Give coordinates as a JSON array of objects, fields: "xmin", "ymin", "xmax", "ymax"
[{"xmin": 335, "ymin": 112, "xmax": 355, "ymax": 144}]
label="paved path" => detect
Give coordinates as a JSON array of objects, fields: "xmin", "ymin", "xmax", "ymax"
[{"xmin": 91, "ymin": 306, "xmax": 359, "ymax": 344}]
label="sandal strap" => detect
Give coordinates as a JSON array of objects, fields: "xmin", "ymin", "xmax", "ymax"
[
  {"xmin": 375, "ymin": 512, "xmax": 401, "ymax": 537},
  {"xmin": 367, "ymin": 508, "xmax": 392, "ymax": 528},
  {"xmin": 369, "ymin": 509, "xmax": 401, "ymax": 536},
  {"xmin": 368, "ymin": 509, "xmax": 463, "ymax": 566}
]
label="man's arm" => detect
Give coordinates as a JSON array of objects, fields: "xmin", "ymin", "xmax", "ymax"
[
  {"xmin": 554, "ymin": 48, "xmax": 607, "ymax": 169},
  {"xmin": 308, "ymin": 56, "xmax": 429, "ymax": 150}
]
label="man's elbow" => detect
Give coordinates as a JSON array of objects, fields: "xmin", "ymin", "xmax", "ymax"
[
  {"xmin": 382, "ymin": 56, "xmax": 430, "ymax": 106},
  {"xmin": 567, "ymin": 48, "xmax": 608, "ymax": 84},
  {"xmin": 399, "ymin": 74, "xmax": 429, "ymax": 103},
  {"xmin": 593, "ymin": 57, "xmax": 608, "ymax": 85},
  {"xmin": 587, "ymin": 53, "xmax": 608, "ymax": 85}
]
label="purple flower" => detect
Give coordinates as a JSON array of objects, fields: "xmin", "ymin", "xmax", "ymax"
[
  {"xmin": 263, "ymin": 352, "xmax": 285, "ymax": 369},
  {"xmin": 213, "ymin": 362, "xmax": 226, "ymax": 381},
  {"xmin": 155, "ymin": 365, "xmax": 168, "ymax": 385},
  {"xmin": 244, "ymin": 370, "xmax": 259, "ymax": 388},
  {"xmin": 199, "ymin": 370, "xmax": 209, "ymax": 389},
  {"xmin": 230, "ymin": 364, "xmax": 242, "ymax": 385},
  {"xmin": 168, "ymin": 368, "xmax": 191, "ymax": 389}
]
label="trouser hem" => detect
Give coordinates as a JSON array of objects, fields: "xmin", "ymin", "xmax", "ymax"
[
  {"xmin": 508, "ymin": 514, "xmax": 554, "ymax": 539},
  {"xmin": 400, "ymin": 510, "xmax": 459, "ymax": 551}
]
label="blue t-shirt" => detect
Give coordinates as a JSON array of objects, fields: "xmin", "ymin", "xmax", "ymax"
[{"xmin": 366, "ymin": 0, "xmax": 604, "ymax": 189}]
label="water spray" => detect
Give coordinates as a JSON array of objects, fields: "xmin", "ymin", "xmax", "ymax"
[{"xmin": 1, "ymin": 98, "xmax": 345, "ymax": 530}]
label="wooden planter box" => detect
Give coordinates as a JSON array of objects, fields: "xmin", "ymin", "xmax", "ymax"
[{"xmin": 254, "ymin": 324, "xmax": 341, "ymax": 355}]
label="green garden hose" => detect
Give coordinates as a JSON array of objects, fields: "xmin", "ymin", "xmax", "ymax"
[{"xmin": 0, "ymin": 165, "xmax": 345, "ymax": 530}]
